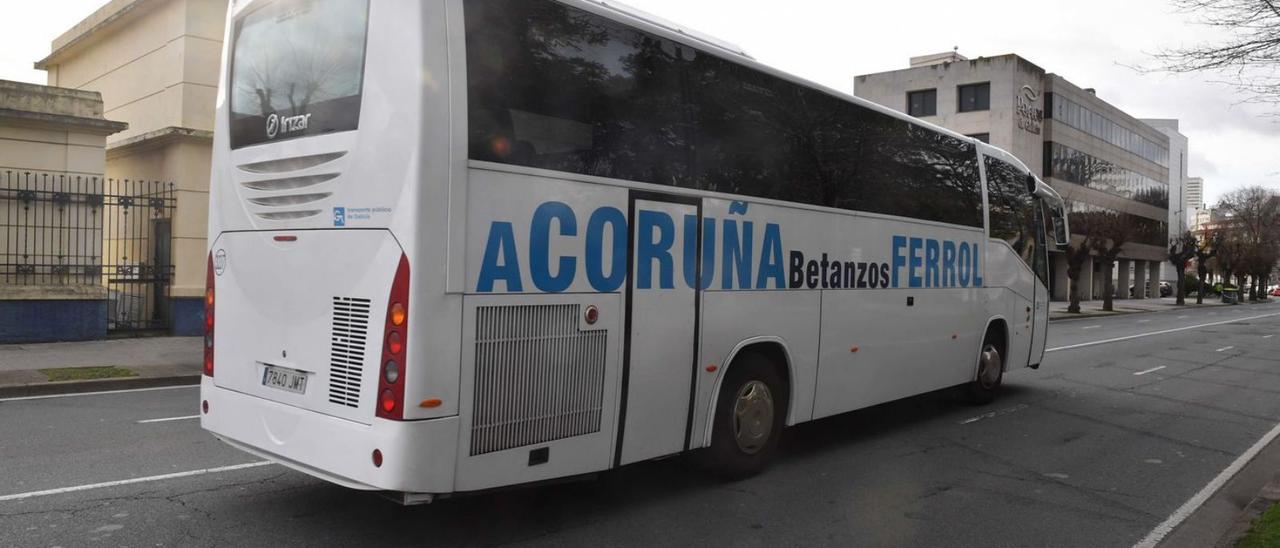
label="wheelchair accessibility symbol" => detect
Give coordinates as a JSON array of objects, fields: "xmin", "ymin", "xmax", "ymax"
[{"xmin": 333, "ymin": 207, "xmax": 346, "ymax": 227}]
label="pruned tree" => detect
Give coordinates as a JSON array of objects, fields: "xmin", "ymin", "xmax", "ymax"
[
  {"xmin": 1063, "ymin": 211, "xmax": 1107, "ymax": 314},
  {"xmin": 1193, "ymin": 231, "xmax": 1221, "ymax": 304},
  {"xmin": 1218, "ymin": 186, "xmax": 1280, "ymax": 300},
  {"xmin": 1168, "ymin": 231, "xmax": 1199, "ymax": 305},
  {"xmin": 1150, "ymin": 0, "xmax": 1280, "ymax": 114},
  {"xmin": 1088, "ymin": 213, "xmax": 1136, "ymax": 312}
]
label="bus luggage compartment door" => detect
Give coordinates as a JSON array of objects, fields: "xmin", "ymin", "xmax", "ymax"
[{"xmin": 618, "ymin": 197, "xmax": 700, "ymax": 466}]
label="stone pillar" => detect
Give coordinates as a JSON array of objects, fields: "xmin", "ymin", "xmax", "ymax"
[
  {"xmin": 1080, "ymin": 256, "xmax": 1095, "ymax": 301},
  {"xmin": 1118, "ymin": 260, "xmax": 1131, "ymax": 299},
  {"xmin": 1052, "ymin": 253, "xmax": 1069, "ymax": 301},
  {"xmin": 1133, "ymin": 261, "xmax": 1148, "ymax": 299},
  {"xmin": 1149, "ymin": 261, "xmax": 1162, "ymax": 299}
]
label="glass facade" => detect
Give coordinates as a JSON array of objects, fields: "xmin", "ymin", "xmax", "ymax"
[
  {"xmin": 1045, "ymin": 142, "xmax": 1168, "ymax": 209},
  {"xmin": 1045, "ymin": 93, "xmax": 1168, "ymax": 168},
  {"xmin": 1067, "ymin": 202, "xmax": 1168, "ymax": 247}
]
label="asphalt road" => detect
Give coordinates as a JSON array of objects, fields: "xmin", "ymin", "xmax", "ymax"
[{"xmin": 2, "ymin": 302, "xmax": 1280, "ymax": 547}]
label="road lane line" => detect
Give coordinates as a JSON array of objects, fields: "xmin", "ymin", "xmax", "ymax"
[
  {"xmin": 1082, "ymin": 325, "xmax": 1101, "ymax": 330},
  {"xmin": 0, "ymin": 385, "xmax": 196, "ymax": 403},
  {"xmin": 1265, "ymin": 335, "xmax": 1275, "ymax": 339},
  {"xmin": 1178, "ymin": 316, "xmax": 1189, "ymax": 319},
  {"xmin": 1133, "ymin": 420, "xmax": 1280, "ymax": 548},
  {"xmin": 1137, "ymin": 319, "xmax": 1152, "ymax": 323},
  {"xmin": 1047, "ymin": 312, "xmax": 1280, "ymax": 353},
  {"xmin": 1134, "ymin": 366, "xmax": 1167, "ymax": 376},
  {"xmin": 136, "ymin": 415, "xmax": 200, "ymax": 424},
  {"xmin": 958, "ymin": 404, "xmax": 1027, "ymax": 425},
  {"xmin": 1217, "ymin": 346, "xmax": 1235, "ymax": 352},
  {"xmin": 0, "ymin": 461, "xmax": 273, "ymax": 503}
]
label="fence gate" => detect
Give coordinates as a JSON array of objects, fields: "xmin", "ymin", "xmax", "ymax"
[{"xmin": 1, "ymin": 171, "xmax": 176, "ymax": 334}]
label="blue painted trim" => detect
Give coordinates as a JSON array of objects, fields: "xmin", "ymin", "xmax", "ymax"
[
  {"xmin": 0, "ymin": 300, "xmax": 107, "ymax": 343},
  {"xmin": 170, "ymin": 297, "xmax": 204, "ymax": 337}
]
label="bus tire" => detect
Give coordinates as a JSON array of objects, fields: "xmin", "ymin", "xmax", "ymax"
[
  {"xmin": 963, "ymin": 330, "xmax": 1004, "ymax": 405},
  {"xmin": 702, "ymin": 353, "xmax": 786, "ymax": 479}
]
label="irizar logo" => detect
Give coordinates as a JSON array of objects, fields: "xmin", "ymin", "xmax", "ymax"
[{"xmin": 265, "ymin": 112, "xmax": 312, "ymax": 139}]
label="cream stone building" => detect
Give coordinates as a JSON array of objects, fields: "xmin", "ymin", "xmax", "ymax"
[
  {"xmin": 0, "ymin": 79, "xmax": 127, "ymax": 342},
  {"xmin": 36, "ymin": 0, "xmax": 228, "ymax": 334}
]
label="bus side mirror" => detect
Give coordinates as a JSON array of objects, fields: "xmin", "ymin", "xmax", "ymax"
[
  {"xmin": 1051, "ymin": 207, "xmax": 1070, "ymax": 248},
  {"xmin": 1025, "ymin": 173, "xmax": 1037, "ymax": 195}
]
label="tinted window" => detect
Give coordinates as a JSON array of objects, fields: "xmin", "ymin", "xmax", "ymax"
[
  {"xmin": 985, "ymin": 157, "xmax": 1047, "ymax": 284},
  {"xmin": 466, "ymin": 0, "xmax": 693, "ymax": 186},
  {"xmin": 958, "ymin": 83, "xmax": 990, "ymax": 112},
  {"xmin": 907, "ymin": 89, "xmax": 936, "ymax": 117},
  {"xmin": 229, "ymin": 0, "xmax": 370, "ymax": 149},
  {"xmin": 465, "ymin": 0, "xmax": 984, "ymax": 228}
]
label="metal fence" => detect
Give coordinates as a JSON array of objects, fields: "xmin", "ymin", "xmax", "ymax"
[{"xmin": 1, "ymin": 170, "xmax": 176, "ymax": 333}]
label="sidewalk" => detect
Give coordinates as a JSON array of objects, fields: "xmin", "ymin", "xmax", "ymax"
[
  {"xmin": 0, "ymin": 337, "xmax": 200, "ymax": 397},
  {"xmin": 1050, "ymin": 296, "xmax": 1233, "ymax": 321}
]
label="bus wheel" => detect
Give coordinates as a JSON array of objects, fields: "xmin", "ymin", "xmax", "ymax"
[
  {"xmin": 704, "ymin": 353, "xmax": 786, "ymax": 479},
  {"xmin": 963, "ymin": 336, "xmax": 1004, "ymax": 405}
]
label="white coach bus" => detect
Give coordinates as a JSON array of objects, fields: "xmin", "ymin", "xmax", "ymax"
[{"xmin": 202, "ymin": 0, "xmax": 1069, "ymax": 503}]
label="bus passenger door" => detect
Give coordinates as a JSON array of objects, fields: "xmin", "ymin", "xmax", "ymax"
[
  {"xmin": 618, "ymin": 196, "xmax": 700, "ymax": 466},
  {"xmin": 1029, "ymin": 205, "xmax": 1051, "ymax": 365}
]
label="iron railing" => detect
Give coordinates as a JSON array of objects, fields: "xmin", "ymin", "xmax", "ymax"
[{"xmin": 1, "ymin": 170, "xmax": 176, "ymax": 332}]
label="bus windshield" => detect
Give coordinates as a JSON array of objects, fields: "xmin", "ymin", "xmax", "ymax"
[{"xmin": 229, "ymin": 0, "xmax": 370, "ymax": 149}]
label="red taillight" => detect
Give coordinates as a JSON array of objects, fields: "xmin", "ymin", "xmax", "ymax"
[
  {"xmin": 376, "ymin": 254, "xmax": 410, "ymax": 420},
  {"xmin": 203, "ymin": 253, "xmax": 215, "ymax": 377}
]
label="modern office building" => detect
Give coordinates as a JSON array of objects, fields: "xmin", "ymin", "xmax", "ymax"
[
  {"xmin": 1142, "ymin": 119, "xmax": 1189, "ymax": 281},
  {"xmin": 1185, "ymin": 176, "xmax": 1205, "ymax": 222},
  {"xmin": 855, "ymin": 53, "xmax": 1172, "ymax": 301}
]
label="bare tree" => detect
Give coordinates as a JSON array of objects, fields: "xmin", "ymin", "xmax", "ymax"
[
  {"xmin": 1169, "ymin": 231, "xmax": 1198, "ymax": 305},
  {"xmin": 1150, "ymin": 0, "xmax": 1280, "ymax": 113},
  {"xmin": 1193, "ymin": 231, "xmax": 1221, "ymax": 304},
  {"xmin": 1219, "ymin": 186, "xmax": 1280, "ymax": 299},
  {"xmin": 1089, "ymin": 213, "xmax": 1136, "ymax": 312}
]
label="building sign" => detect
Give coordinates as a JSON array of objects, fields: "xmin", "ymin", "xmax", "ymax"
[{"xmin": 1016, "ymin": 85, "xmax": 1043, "ymax": 135}]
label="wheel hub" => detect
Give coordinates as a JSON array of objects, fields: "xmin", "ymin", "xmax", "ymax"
[
  {"xmin": 978, "ymin": 344, "xmax": 1002, "ymax": 389},
  {"xmin": 732, "ymin": 380, "xmax": 774, "ymax": 454}
]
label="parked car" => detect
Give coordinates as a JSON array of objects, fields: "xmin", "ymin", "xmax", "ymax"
[
  {"xmin": 1129, "ymin": 282, "xmax": 1173, "ymax": 298},
  {"xmin": 1271, "ymin": 286, "xmax": 1280, "ymax": 297}
]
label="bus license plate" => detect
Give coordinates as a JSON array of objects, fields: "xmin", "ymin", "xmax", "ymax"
[{"xmin": 262, "ymin": 365, "xmax": 308, "ymax": 395}]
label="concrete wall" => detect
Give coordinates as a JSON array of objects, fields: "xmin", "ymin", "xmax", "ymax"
[{"xmin": 38, "ymin": 0, "xmax": 227, "ymax": 334}]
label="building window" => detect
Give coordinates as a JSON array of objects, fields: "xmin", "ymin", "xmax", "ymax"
[
  {"xmin": 958, "ymin": 83, "xmax": 990, "ymax": 112},
  {"xmin": 907, "ymin": 89, "xmax": 936, "ymax": 117},
  {"xmin": 967, "ymin": 133, "xmax": 990, "ymax": 143}
]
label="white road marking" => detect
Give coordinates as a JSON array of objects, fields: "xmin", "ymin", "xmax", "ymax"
[
  {"xmin": 959, "ymin": 404, "xmax": 1028, "ymax": 425},
  {"xmin": 0, "ymin": 385, "xmax": 196, "ymax": 403},
  {"xmin": 1265, "ymin": 335, "xmax": 1275, "ymax": 339},
  {"xmin": 1134, "ymin": 366, "xmax": 1167, "ymax": 376},
  {"xmin": 1047, "ymin": 312, "xmax": 1280, "ymax": 353},
  {"xmin": 0, "ymin": 461, "xmax": 273, "ymax": 503},
  {"xmin": 1178, "ymin": 316, "xmax": 1189, "ymax": 319},
  {"xmin": 1133, "ymin": 420, "xmax": 1280, "ymax": 548},
  {"xmin": 1137, "ymin": 319, "xmax": 1152, "ymax": 324},
  {"xmin": 1217, "ymin": 346, "xmax": 1235, "ymax": 352},
  {"xmin": 136, "ymin": 415, "xmax": 200, "ymax": 424},
  {"xmin": 1082, "ymin": 325, "xmax": 1101, "ymax": 330}
]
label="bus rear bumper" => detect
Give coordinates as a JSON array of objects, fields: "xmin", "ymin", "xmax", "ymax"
[{"xmin": 199, "ymin": 377, "xmax": 458, "ymax": 494}]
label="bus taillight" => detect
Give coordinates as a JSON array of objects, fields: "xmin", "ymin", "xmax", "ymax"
[
  {"xmin": 203, "ymin": 252, "xmax": 215, "ymax": 377},
  {"xmin": 376, "ymin": 254, "xmax": 410, "ymax": 420}
]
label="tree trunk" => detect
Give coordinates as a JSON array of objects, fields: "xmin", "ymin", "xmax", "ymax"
[
  {"xmin": 1067, "ymin": 269, "xmax": 1081, "ymax": 313},
  {"xmin": 1197, "ymin": 265, "xmax": 1207, "ymax": 305},
  {"xmin": 1175, "ymin": 266, "xmax": 1187, "ymax": 306}
]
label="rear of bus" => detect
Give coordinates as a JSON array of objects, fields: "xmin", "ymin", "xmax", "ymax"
[{"xmin": 201, "ymin": 0, "xmax": 459, "ymax": 496}]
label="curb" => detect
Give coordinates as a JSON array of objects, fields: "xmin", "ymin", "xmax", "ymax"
[
  {"xmin": 1216, "ymin": 473, "xmax": 1280, "ymax": 547},
  {"xmin": 0, "ymin": 374, "xmax": 200, "ymax": 399}
]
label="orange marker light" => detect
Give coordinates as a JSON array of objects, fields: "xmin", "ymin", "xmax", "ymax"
[
  {"xmin": 850, "ymin": 346, "xmax": 860, "ymax": 353},
  {"xmin": 391, "ymin": 303, "xmax": 406, "ymax": 326},
  {"xmin": 705, "ymin": 364, "xmax": 718, "ymax": 373},
  {"xmin": 419, "ymin": 398, "xmax": 443, "ymax": 408}
]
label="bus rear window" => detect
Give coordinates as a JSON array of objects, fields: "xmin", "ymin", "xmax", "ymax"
[{"xmin": 229, "ymin": 0, "xmax": 370, "ymax": 149}]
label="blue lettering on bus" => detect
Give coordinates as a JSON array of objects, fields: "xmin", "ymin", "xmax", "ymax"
[
  {"xmin": 529, "ymin": 202, "xmax": 577, "ymax": 293},
  {"xmin": 475, "ymin": 202, "xmax": 986, "ymax": 293}
]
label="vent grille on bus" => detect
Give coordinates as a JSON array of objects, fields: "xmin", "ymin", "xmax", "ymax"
[
  {"xmin": 471, "ymin": 304, "xmax": 606, "ymax": 456},
  {"xmin": 329, "ymin": 297, "xmax": 372, "ymax": 408}
]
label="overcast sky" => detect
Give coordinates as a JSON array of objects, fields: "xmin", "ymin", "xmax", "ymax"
[{"xmin": 4, "ymin": 0, "xmax": 1276, "ymax": 206}]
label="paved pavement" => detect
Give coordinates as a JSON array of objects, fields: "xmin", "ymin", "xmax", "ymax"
[
  {"xmin": 1049, "ymin": 296, "xmax": 1236, "ymax": 320},
  {"xmin": 1, "ymin": 304, "xmax": 1279, "ymax": 546},
  {"xmin": 0, "ymin": 337, "xmax": 200, "ymax": 395}
]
